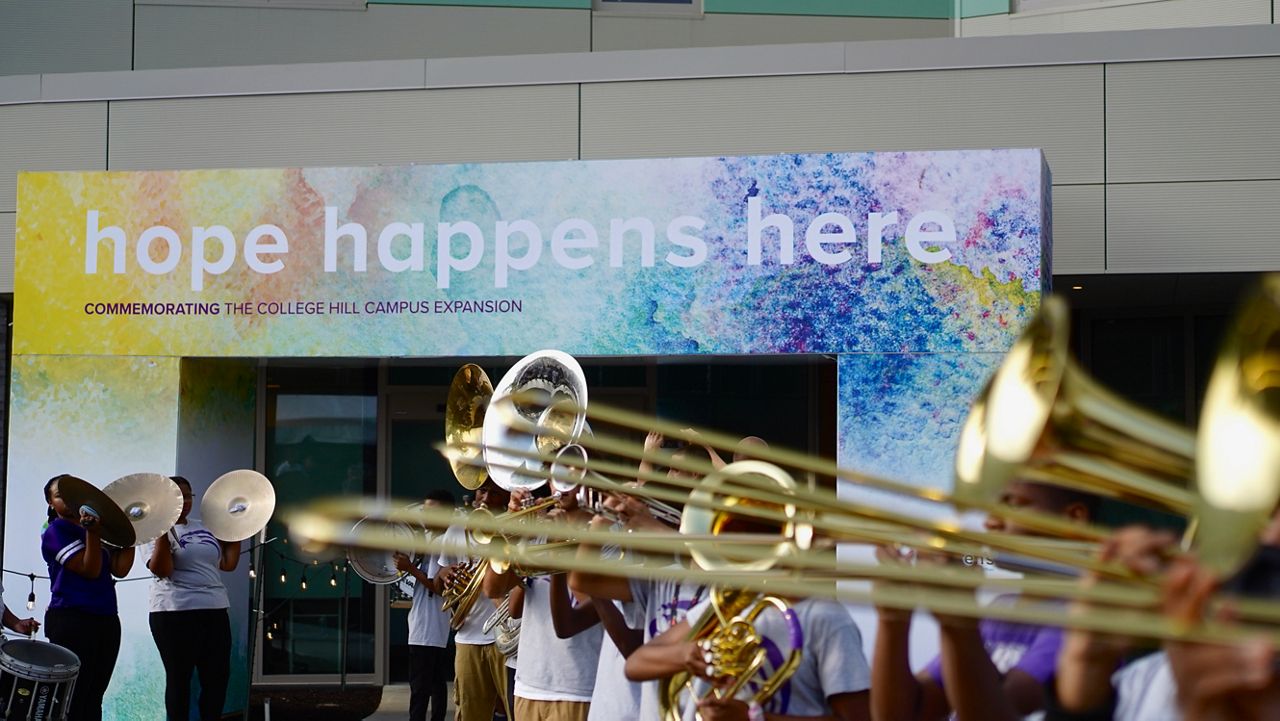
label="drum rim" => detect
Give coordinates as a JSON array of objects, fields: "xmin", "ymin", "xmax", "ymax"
[{"xmin": 0, "ymin": 639, "xmax": 80, "ymax": 681}]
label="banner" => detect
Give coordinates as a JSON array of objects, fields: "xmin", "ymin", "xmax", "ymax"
[{"xmin": 15, "ymin": 150, "xmax": 1049, "ymax": 358}]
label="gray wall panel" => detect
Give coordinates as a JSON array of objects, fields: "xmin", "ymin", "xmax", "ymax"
[
  {"xmin": 0, "ymin": 102, "xmax": 108, "ymax": 213},
  {"xmin": 1051, "ymin": 185, "xmax": 1105, "ymax": 274},
  {"xmin": 0, "ymin": 0, "xmax": 133, "ymax": 76},
  {"xmin": 133, "ymin": 4, "xmax": 590, "ymax": 70},
  {"xmin": 964, "ymin": 0, "xmax": 1269, "ymax": 37},
  {"xmin": 592, "ymin": 14, "xmax": 948, "ymax": 52},
  {"xmin": 0, "ymin": 213, "xmax": 12, "ymax": 293},
  {"xmin": 1107, "ymin": 181, "xmax": 1280, "ymax": 272},
  {"xmin": 1107, "ymin": 57, "xmax": 1280, "ymax": 183},
  {"xmin": 107, "ymin": 86, "xmax": 579, "ymax": 171},
  {"xmin": 581, "ymin": 65, "xmax": 1103, "ymax": 185}
]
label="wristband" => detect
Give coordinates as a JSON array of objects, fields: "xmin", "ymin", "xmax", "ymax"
[{"xmin": 747, "ymin": 701, "xmax": 764, "ymax": 721}]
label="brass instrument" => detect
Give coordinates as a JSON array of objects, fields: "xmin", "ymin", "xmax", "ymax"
[
  {"xmin": 290, "ymin": 278, "xmax": 1280, "ymax": 647},
  {"xmin": 953, "ymin": 296, "xmax": 1197, "ymax": 516},
  {"xmin": 441, "ymin": 557, "xmax": 488, "ymax": 632},
  {"xmin": 482, "ymin": 594, "xmax": 522, "ymax": 659},
  {"xmin": 551, "ymin": 443, "xmax": 683, "ymax": 527},
  {"xmin": 659, "ymin": 589, "xmax": 803, "ymax": 721}
]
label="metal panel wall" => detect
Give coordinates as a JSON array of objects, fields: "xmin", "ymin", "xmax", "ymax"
[
  {"xmin": 592, "ymin": 14, "xmax": 950, "ymax": 52},
  {"xmin": 1106, "ymin": 57, "xmax": 1280, "ymax": 183},
  {"xmin": 0, "ymin": 102, "xmax": 108, "ymax": 213},
  {"xmin": 962, "ymin": 0, "xmax": 1270, "ymax": 36},
  {"xmin": 580, "ymin": 65, "xmax": 1105, "ymax": 185},
  {"xmin": 107, "ymin": 86, "xmax": 580, "ymax": 170},
  {"xmin": 1050, "ymin": 185, "xmax": 1106, "ymax": 274},
  {"xmin": 0, "ymin": 214, "xmax": 13, "ymax": 292},
  {"xmin": 1107, "ymin": 180, "xmax": 1280, "ymax": 272},
  {"xmin": 0, "ymin": 0, "xmax": 133, "ymax": 76},
  {"xmin": 133, "ymin": 4, "xmax": 591, "ymax": 70}
]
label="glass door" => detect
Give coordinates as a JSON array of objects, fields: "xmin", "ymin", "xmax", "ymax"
[{"xmin": 384, "ymin": 389, "xmax": 456, "ymax": 683}]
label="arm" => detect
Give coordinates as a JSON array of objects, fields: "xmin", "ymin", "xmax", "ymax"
[
  {"xmin": 594, "ymin": 597, "xmax": 644, "ymax": 657},
  {"xmin": 395, "ymin": 553, "xmax": 445, "ymax": 595},
  {"xmin": 568, "ymin": 515, "xmax": 635, "ymax": 602},
  {"xmin": 549, "ymin": 573, "xmax": 601, "ymax": 638},
  {"xmin": 147, "ymin": 531, "xmax": 175, "ymax": 578},
  {"xmin": 1, "ymin": 606, "xmax": 39, "ymax": 635},
  {"xmin": 870, "ymin": 613, "xmax": 948, "ymax": 721},
  {"xmin": 826, "ymin": 691, "xmax": 871, "ymax": 721},
  {"xmin": 62, "ymin": 512, "xmax": 105, "ymax": 580},
  {"xmin": 937, "ymin": 620, "xmax": 1035, "ymax": 721},
  {"xmin": 624, "ymin": 619, "xmax": 710, "ymax": 682},
  {"xmin": 219, "ymin": 540, "xmax": 241, "ymax": 572},
  {"xmin": 109, "ymin": 545, "xmax": 136, "ymax": 578},
  {"xmin": 508, "ymin": 585, "xmax": 525, "ymax": 620}
]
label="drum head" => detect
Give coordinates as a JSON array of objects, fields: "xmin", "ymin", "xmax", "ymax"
[{"xmin": 0, "ymin": 639, "xmax": 80, "ymax": 680}]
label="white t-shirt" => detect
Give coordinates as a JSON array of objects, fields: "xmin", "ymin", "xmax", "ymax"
[
  {"xmin": 625, "ymin": 577, "xmax": 709, "ymax": 721},
  {"xmin": 1113, "ymin": 652, "xmax": 1180, "ymax": 721},
  {"xmin": 438, "ymin": 525, "xmax": 496, "ymax": 646},
  {"xmin": 407, "ymin": 539, "xmax": 450, "ymax": 648},
  {"xmin": 682, "ymin": 596, "xmax": 870, "ymax": 717},
  {"xmin": 145, "ymin": 519, "xmax": 230, "ymax": 612},
  {"xmin": 514, "ymin": 576, "xmax": 603, "ymax": 702},
  {"xmin": 588, "ymin": 601, "xmax": 643, "ymax": 721}
]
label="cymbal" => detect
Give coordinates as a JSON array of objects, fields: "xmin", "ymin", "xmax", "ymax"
[
  {"xmin": 446, "ymin": 364, "xmax": 493, "ymax": 491},
  {"xmin": 201, "ymin": 470, "xmax": 276, "ymax": 542},
  {"xmin": 348, "ymin": 517, "xmax": 419, "ymax": 585},
  {"xmin": 103, "ymin": 473, "xmax": 183, "ymax": 546},
  {"xmin": 56, "ymin": 475, "xmax": 136, "ymax": 548}
]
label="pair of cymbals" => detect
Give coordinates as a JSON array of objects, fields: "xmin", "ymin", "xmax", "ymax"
[{"xmin": 95, "ymin": 469, "xmax": 276, "ymax": 545}]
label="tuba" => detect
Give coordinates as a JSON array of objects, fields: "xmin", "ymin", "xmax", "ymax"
[{"xmin": 482, "ymin": 593, "xmax": 522, "ymax": 659}]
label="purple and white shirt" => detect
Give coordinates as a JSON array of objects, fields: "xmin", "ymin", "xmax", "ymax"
[{"xmin": 41, "ymin": 517, "xmax": 117, "ymax": 616}]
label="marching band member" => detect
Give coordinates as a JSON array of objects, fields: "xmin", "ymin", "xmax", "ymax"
[
  {"xmin": 570, "ymin": 440, "xmax": 710, "ymax": 721},
  {"xmin": 624, "ymin": 592, "xmax": 872, "ymax": 721},
  {"xmin": 490, "ymin": 488, "xmax": 603, "ymax": 721},
  {"xmin": 145, "ymin": 475, "xmax": 241, "ymax": 721},
  {"xmin": 439, "ymin": 479, "xmax": 513, "ymax": 721},
  {"xmin": 870, "ymin": 480, "xmax": 1099, "ymax": 721},
  {"xmin": 41, "ymin": 474, "xmax": 136, "ymax": 721},
  {"xmin": 394, "ymin": 489, "xmax": 457, "ymax": 721},
  {"xmin": 585, "ymin": 594, "xmax": 645, "ymax": 721},
  {"xmin": 1049, "ymin": 509, "xmax": 1280, "ymax": 721}
]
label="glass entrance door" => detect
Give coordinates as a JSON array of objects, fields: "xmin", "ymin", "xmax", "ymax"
[{"xmin": 384, "ymin": 389, "xmax": 456, "ymax": 682}]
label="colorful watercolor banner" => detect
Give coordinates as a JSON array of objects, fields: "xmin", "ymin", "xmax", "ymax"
[{"xmin": 15, "ymin": 150, "xmax": 1048, "ymax": 358}]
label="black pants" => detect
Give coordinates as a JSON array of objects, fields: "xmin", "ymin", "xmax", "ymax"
[
  {"xmin": 44, "ymin": 607, "xmax": 121, "ymax": 721},
  {"xmin": 408, "ymin": 645, "xmax": 449, "ymax": 721},
  {"xmin": 149, "ymin": 609, "xmax": 232, "ymax": 721}
]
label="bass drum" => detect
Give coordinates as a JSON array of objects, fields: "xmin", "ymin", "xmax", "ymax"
[{"xmin": 0, "ymin": 639, "xmax": 79, "ymax": 721}]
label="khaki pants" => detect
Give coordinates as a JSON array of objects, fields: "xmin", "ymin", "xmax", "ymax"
[
  {"xmin": 454, "ymin": 643, "xmax": 511, "ymax": 721},
  {"xmin": 514, "ymin": 698, "xmax": 590, "ymax": 721}
]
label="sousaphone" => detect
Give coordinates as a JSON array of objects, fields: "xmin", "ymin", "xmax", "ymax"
[
  {"xmin": 201, "ymin": 470, "xmax": 276, "ymax": 542},
  {"xmin": 103, "ymin": 473, "xmax": 184, "ymax": 546},
  {"xmin": 446, "ymin": 364, "xmax": 494, "ymax": 491},
  {"xmin": 482, "ymin": 350, "xmax": 588, "ymax": 491}
]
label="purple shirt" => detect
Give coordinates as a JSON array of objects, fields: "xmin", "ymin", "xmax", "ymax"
[
  {"xmin": 41, "ymin": 518, "xmax": 118, "ymax": 616},
  {"xmin": 924, "ymin": 595, "xmax": 1063, "ymax": 686}
]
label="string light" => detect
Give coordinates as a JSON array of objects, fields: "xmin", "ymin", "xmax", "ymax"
[
  {"xmin": 26, "ymin": 573, "xmax": 35, "ymax": 610},
  {"xmin": 279, "ymin": 568, "xmax": 287, "ymax": 584},
  {"xmin": 329, "ymin": 568, "xmax": 338, "ymax": 587},
  {"xmin": 248, "ymin": 564, "xmax": 256, "ymax": 579},
  {"xmin": 300, "ymin": 572, "xmax": 308, "ymax": 592}
]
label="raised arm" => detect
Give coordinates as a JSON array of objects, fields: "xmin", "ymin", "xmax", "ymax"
[
  {"xmin": 63, "ymin": 510, "xmax": 105, "ymax": 579},
  {"xmin": 594, "ymin": 597, "xmax": 644, "ymax": 657},
  {"xmin": 549, "ymin": 572, "xmax": 600, "ymax": 638}
]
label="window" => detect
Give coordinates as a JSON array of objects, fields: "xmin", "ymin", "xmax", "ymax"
[{"xmin": 594, "ymin": 0, "xmax": 702, "ymax": 16}]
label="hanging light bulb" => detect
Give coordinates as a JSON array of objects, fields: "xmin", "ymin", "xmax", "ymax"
[
  {"xmin": 300, "ymin": 572, "xmax": 308, "ymax": 592},
  {"xmin": 249, "ymin": 564, "xmax": 256, "ymax": 580},
  {"xmin": 26, "ymin": 574, "xmax": 36, "ymax": 610},
  {"xmin": 266, "ymin": 630, "xmax": 274, "ymax": 641},
  {"xmin": 280, "ymin": 567, "xmax": 287, "ymax": 584},
  {"xmin": 329, "ymin": 568, "xmax": 338, "ymax": 587}
]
